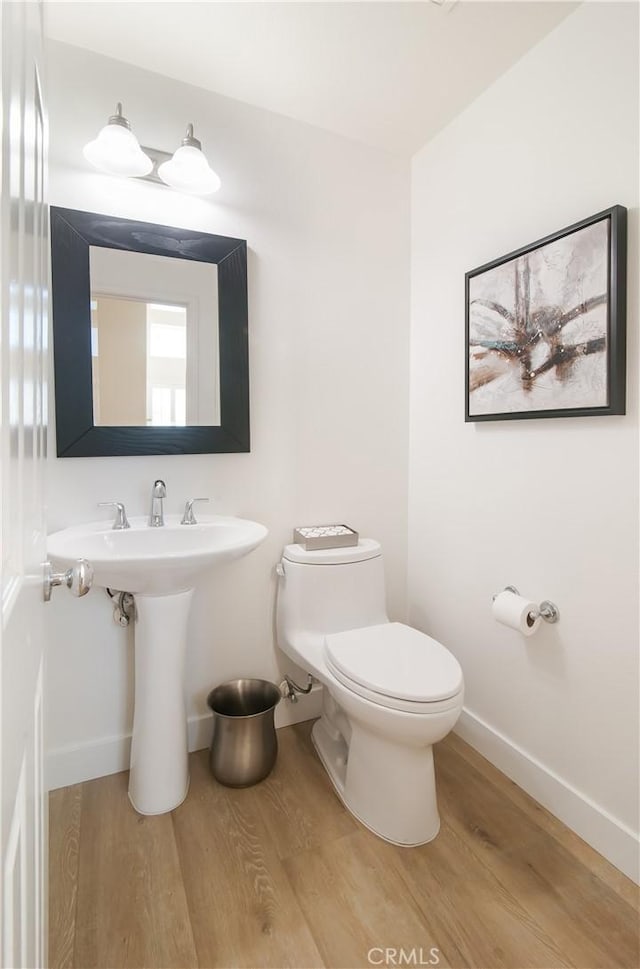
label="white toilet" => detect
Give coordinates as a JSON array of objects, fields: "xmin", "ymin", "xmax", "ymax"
[{"xmin": 276, "ymin": 538, "xmax": 464, "ymax": 846}]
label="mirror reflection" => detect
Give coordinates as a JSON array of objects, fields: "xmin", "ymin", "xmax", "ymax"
[{"xmin": 89, "ymin": 246, "xmax": 219, "ymax": 427}]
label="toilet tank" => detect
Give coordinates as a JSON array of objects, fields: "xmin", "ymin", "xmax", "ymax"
[{"xmin": 277, "ymin": 540, "xmax": 389, "ymax": 649}]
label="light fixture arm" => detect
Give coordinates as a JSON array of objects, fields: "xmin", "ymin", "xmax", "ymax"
[
  {"xmin": 182, "ymin": 123, "xmax": 202, "ymax": 151},
  {"xmin": 108, "ymin": 102, "xmax": 131, "ymax": 130}
]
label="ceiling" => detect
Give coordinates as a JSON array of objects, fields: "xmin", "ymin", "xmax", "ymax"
[{"xmin": 43, "ymin": 1, "xmax": 578, "ymax": 156}]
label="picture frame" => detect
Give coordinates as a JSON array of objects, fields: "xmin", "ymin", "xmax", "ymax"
[{"xmin": 465, "ymin": 205, "xmax": 627, "ymax": 422}]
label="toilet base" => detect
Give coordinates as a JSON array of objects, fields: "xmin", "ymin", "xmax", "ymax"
[{"xmin": 311, "ymin": 715, "xmax": 441, "ymax": 846}]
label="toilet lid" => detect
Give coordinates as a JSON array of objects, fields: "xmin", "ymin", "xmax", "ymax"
[{"xmin": 324, "ymin": 622, "xmax": 463, "ymax": 703}]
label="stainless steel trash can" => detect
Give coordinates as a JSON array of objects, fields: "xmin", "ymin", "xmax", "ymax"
[{"xmin": 207, "ymin": 678, "xmax": 281, "ymax": 787}]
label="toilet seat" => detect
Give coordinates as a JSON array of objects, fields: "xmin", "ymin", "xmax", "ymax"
[{"xmin": 324, "ymin": 622, "xmax": 463, "ymax": 714}]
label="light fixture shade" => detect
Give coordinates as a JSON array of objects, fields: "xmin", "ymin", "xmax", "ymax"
[
  {"xmin": 83, "ymin": 103, "xmax": 152, "ymax": 178},
  {"xmin": 157, "ymin": 124, "xmax": 221, "ymax": 195}
]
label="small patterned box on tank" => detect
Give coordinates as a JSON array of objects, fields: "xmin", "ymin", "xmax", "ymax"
[{"xmin": 293, "ymin": 524, "xmax": 359, "ymax": 551}]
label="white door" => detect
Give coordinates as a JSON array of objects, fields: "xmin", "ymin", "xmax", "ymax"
[{"xmin": 1, "ymin": 2, "xmax": 48, "ymax": 966}]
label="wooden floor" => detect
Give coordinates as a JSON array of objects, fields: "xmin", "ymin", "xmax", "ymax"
[{"xmin": 49, "ymin": 722, "xmax": 639, "ymax": 969}]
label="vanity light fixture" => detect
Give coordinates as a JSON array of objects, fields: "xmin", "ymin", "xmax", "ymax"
[
  {"xmin": 82, "ymin": 103, "xmax": 153, "ymax": 178},
  {"xmin": 157, "ymin": 124, "xmax": 221, "ymax": 196},
  {"xmin": 83, "ymin": 107, "xmax": 221, "ymax": 196}
]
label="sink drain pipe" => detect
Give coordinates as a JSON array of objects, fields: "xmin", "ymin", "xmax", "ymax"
[{"xmin": 105, "ymin": 587, "xmax": 136, "ymax": 627}]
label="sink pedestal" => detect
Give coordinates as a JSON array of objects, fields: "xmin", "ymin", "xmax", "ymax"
[{"xmin": 128, "ymin": 589, "xmax": 194, "ymax": 815}]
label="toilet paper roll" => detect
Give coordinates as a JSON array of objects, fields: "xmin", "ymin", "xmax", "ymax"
[{"xmin": 492, "ymin": 590, "xmax": 541, "ymax": 636}]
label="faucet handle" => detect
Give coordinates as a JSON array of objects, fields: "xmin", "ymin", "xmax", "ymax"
[
  {"xmin": 181, "ymin": 498, "xmax": 209, "ymax": 525},
  {"xmin": 98, "ymin": 501, "xmax": 130, "ymax": 530}
]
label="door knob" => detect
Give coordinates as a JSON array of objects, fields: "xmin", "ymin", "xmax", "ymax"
[{"xmin": 43, "ymin": 559, "xmax": 94, "ymax": 602}]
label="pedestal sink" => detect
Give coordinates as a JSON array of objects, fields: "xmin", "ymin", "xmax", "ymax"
[{"xmin": 47, "ymin": 515, "xmax": 268, "ymax": 814}]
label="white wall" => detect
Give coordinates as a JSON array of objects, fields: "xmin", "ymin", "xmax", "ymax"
[
  {"xmin": 409, "ymin": 2, "xmax": 639, "ymax": 881},
  {"xmin": 45, "ymin": 41, "xmax": 410, "ymax": 785}
]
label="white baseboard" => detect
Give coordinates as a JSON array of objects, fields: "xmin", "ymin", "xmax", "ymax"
[
  {"xmin": 455, "ymin": 707, "xmax": 640, "ymax": 885},
  {"xmin": 46, "ymin": 731, "xmax": 132, "ymax": 791},
  {"xmin": 46, "ymin": 684, "xmax": 323, "ymax": 793}
]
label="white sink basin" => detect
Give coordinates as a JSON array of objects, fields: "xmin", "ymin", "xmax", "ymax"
[{"xmin": 47, "ymin": 514, "xmax": 268, "ymax": 595}]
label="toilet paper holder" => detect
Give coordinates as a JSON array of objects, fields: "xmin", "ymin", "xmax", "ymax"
[{"xmin": 492, "ymin": 586, "xmax": 560, "ymax": 624}]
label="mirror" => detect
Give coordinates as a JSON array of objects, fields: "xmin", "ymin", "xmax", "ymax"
[
  {"xmin": 50, "ymin": 207, "xmax": 249, "ymax": 456},
  {"xmin": 89, "ymin": 247, "xmax": 219, "ymax": 427}
]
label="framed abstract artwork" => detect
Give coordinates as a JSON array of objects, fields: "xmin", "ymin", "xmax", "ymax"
[{"xmin": 465, "ymin": 205, "xmax": 627, "ymax": 422}]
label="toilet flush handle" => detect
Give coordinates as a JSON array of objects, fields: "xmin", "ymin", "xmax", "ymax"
[{"xmin": 275, "ymin": 561, "xmax": 285, "ymax": 578}]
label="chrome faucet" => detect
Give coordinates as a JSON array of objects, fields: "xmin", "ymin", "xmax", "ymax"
[
  {"xmin": 181, "ymin": 497, "xmax": 209, "ymax": 525},
  {"xmin": 98, "ymin": 501, "xmax": 130, "ymax": 530},
  {"xmin": 149, "ymin": 479, "xmax": 167, "ymax": 527}
]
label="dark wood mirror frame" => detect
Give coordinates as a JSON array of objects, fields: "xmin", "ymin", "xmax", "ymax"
[{"xmin": 50, "ymin": 206, "xmax": 249, "ymax": 457}]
